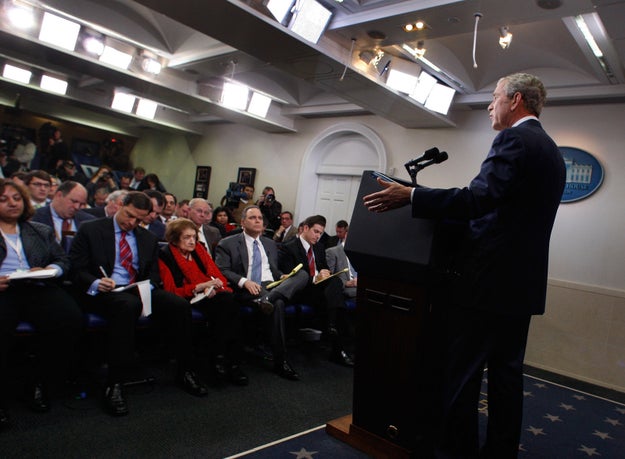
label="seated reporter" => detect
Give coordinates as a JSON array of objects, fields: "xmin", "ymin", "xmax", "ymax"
[
  {"xmin": 0, "ymin": 179, "xmax": 82, "ymax": 430},
  {"xmin": 69, "ymin": 191, "xmax": 208, "ymax": 417},
  {"xmin": 158, "ymin": 218, "xmax": 248, "ymax": 386}
]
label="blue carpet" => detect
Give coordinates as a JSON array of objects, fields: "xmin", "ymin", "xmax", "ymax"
[{"xmin": 231, "ymin": 373, "xmax": 625, "ymax": 458}]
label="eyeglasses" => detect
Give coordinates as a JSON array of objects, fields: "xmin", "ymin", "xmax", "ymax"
[{"xmin": 30, "ymin": 181, "xmax": 51, "ymax": 188}]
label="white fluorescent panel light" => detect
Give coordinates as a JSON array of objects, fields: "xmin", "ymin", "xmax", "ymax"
[
  {"xmin": 222, "ymin": 82, "xmax": 249, "ymax": 111},
  {"xmin": 83, "ymin": 36, "xmax": 105, "ymax": 56},
  {"xmin": 111, "ymin": 92, "xmax": 136, "ymax": 113},
  {"xmin": 575, "ymin": 15, "xmax": 603, "ymax": 58},
  {"xmin": 267, "ymin": 0, "xmax": 294, "ymax": 24},
  {"xmin": 386, "ymin": 68, "xmax": 419, "ymax": 95},
  {"xmin": 424, "ymin": 83, "xmax": 455, "ymax": 115},
  {"xmin": 40, "ymin": 75, "xmax": 68, "ymax": 94},
  {"xmin": 100, "ymin": 46, "xmax": 133, "ymax": 70},
  {"xmin": 7, "ymin": 4, "xmax": 36, "ymax": 29},
  {"xmin": 38, "ymin": 12, "xmax": 80, "ymax": 51},
  {"xmin": 410, "ymin": 71, "xmax": 437, "ymax": 104},
  {"xmin": 3, "ymin": 64, "xmax": 32, "ymax": 84},
  {"xmin": 136, "ymin": 98, "xmax": 158, "ymax": 119},
  {"xmin": 289, "ymin": 0, "xmax": 332, "ymax": 44},
  {"xmin": 248, "ymin": 92, "xmax": 272, "ymax": 118}
]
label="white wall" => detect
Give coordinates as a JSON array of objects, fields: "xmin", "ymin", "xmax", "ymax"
[{"xmin": 130, "ymin": 102, "xmax": 625, "ymax": 389}]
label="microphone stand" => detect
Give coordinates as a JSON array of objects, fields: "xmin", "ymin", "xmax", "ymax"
[{"xmin": 405, "ymin": 162, "xmax": 427, "ymax": 186}]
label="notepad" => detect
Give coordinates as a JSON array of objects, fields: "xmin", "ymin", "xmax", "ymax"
[
  {"xmin": 313, "ymin": 267, "xmax": 349, "ymax": 285},
  {"xmin": 8, "ymin": 268, "xmax": 57, "ymax": 280},
  {"xmin": 266, "ymin": 263, "xmax": 303, "ymax": 289},
  {"xmin": 190, "ymin": 286, "xmax": 214, "ymax": 304}
]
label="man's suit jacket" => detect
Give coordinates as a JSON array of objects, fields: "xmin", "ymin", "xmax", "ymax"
[
  {"xmin": 278, "ymin": 236, "xmax": 330, "ymax": 281},
  {"xmin": 326, "ymin": 243, "xmax": 356, "ymax": 298},
  {"xmin": 214, "ymin": 232, "xmax": 283, "ymax": 287},
  {"xmin": 83, "ymin": 206, "xmax": 107, "ymax": 218},
  {"xmin": 0, "ymin": 221, "xmax": 70, "ymax": 275},
  {"xmin": 32, "ymin": 205, "xmax": 95, "ymax": 235},
  {"xmin": 273, "ymin": 225, "xmax": 297, "ymax": 243},
  {"xmin": 145, "ymin": 219, "xmax": 166, "ymax": 241},
  {"xmin": 69, "ymin": 217, "xmax": 161, "ymax": 291},
  {"xmin": 201, "ymin": 224, "xmax": 221, "ymax": 255},
  {"xmin": 410, "ymin": 119, "xmax": 566, "ymax": 315}
]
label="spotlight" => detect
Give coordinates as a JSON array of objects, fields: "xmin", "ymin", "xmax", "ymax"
[
  {"xmin": 141, "ymin": 56, "xmax": 162, "ymax": 75},
  {"xmin": 403, "ymin": 21, "xmax": 426, "ymax": 32},
  {"xmin": 499, "ymin": 26, "xmax": 513, "ymax": 49}
]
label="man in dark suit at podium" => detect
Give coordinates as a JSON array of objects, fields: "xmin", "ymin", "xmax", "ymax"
[{"xmin": 363, "ymin": 73, "xmax": 566, "ymax": 458}]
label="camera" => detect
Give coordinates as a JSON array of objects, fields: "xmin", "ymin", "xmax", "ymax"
[
  {"xmin": 222, "ymin": 182, "xmax": 248, "ymax": 208},
  {"xmin": 265, "ymin": 193, "xmax": 275, "ymax": 204}
]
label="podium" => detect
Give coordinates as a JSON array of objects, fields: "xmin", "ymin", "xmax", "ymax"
[{"xmin": 326, "ymin": 171, "xmax": 452, "ymax": 458}]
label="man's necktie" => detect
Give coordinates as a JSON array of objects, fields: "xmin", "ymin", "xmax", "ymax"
[
  {"xmin": 119, "ymin": 231, "xmax": 136, "ymax": 283},
  {"xmin": 62, "ymin": 219, "xmax": 72, "ymax": 233},
  {"xmin": 307, "ymin": 246, "xmax": 315, "ymax": 277},
  {"xmin": 251, "ymin": 240, "xmax": 262, "ymax": 284}
]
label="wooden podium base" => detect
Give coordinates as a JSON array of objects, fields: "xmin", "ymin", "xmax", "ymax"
[{"xmin": 326, "ymin": 415, "xmax": 413, "ymax": 459}]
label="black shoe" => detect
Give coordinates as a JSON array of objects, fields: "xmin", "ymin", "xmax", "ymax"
[
  {"xmin": 104, "ymin": 383, "xmax": 128, "ymax": 417},
  {"xmin": 330, "ymin": 350, "xmax": 355, "ymax": 367},
  {"xmin": 253, "ymin": 296, "xmax": 274, "ymax": 315},
  {"xmin": 214, "ymin": 355, "xmax": 228, "ymax": 382},
  {"xmin": 0, "ymin": 408, "xmax": 10, "ymax": 431},
  {"xmin": 179, "ymin": 370, "xmax": 209, "ymax": 397},
  {"xmin": 274, "ymin": 360, "xmax": 299, "ymax": 381},
  {"xmin": 29, "ymin": 384, "xmax": 50, "ymax": 413},
  {"xmin": 228, "ymin": 365, "xmax": 249, "ymax": 386}
]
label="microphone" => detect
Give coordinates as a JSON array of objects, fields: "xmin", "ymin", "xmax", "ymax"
[
  {"xmin": 404, "ymin": 147, "xmax": 439, "ymax": 168},
  {"xmin": 418, "ymin": 151, "xmax": 448, "ymax": 170}
]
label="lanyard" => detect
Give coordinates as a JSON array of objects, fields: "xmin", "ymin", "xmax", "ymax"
[{"xmin": 0, "ymin": 223, "xmax": 26, "ymax": 270}]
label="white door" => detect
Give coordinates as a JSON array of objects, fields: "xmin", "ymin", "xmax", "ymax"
[{"xmin": 314, "ymin": 174, "xmax": 361, "ymax": 228}]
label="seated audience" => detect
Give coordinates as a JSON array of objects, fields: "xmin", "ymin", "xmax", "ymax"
[
  {"xmin": 83, "ymin": 190, "xmax": 128, "ymax": 218},
  {"xmin": 92, "ymin": 187, "xmax": 109, "ymax": 208},
  {"xmin": 215, "ymin": 205, "xmax": 309, "ymax": 381},
  {"xmin": 56, "ymin": 160, "xmax": 88, "ymax": 185},
  {"xmin": 129, "ymin": 167, "xmax": 145, "ymax": 190},
  {"xmin": 31, "ymin": 181, "xmax": 94, "ymax": 243},
  {"xmin": 0, "ymin": 179, "xmax": 82, "ymax": 429},
  {"xmin": 137, "ymin": 173, "xmax": 166, "ymax": 193},
  {"xmin": 160, "ymin": 192, "xmax": 178, "ymax": 223},
  {"xmin": 118, "ymin": 174, "xmax": 132, "ymax": 191},
  {"xmin": 255, "ymin": 186, "xmax": 282, "ymax": 232},
  {"xmin": 158, "ymin": 218, "xmax": 248, "ymax": 386},
  {"xmin": 279, "ymin": 215, "xmax": 354, "ymax": 367},
  {"xmin": 86, "ymin": 166, "xmax": 118, "ymax": 206},
  {"xmin": 230, "ymin": 184, "xmax": 254, "ymax": 224},
  {"xmin": 272, "ymin": 211, "xmax": 297, "ymax": 244},
  {"xmin": 175, "ymin": 199, "xmax": 190, "ymax": 219},
  {"xmin": 140, "ymin": 190, "xmax": 166, "ymax": 240},
  {"xmin": 326, "ymin": 233, "xmax": 357, "ymax": 299},
  {"xmin": 24, "ymin": 170, "xmax": 52, "ymax": 209},
  {"xmin": 69, "ymin": 191, "xmax": 208, "ymax": 417},
  {"xmin": 211, "ymin": 206, "xmax": 237, "ymax": 237},
  {"xmin": 188, "ymin": 198, "xmax": 221, "ymax": 256},
  {"xmin": 325, "ymin": 220, "xmax": 349, "ymax": 248}
]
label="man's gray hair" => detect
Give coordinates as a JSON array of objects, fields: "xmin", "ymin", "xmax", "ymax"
[{"xmin": 500, "ymin": 73, "xmax": 547, "ymax": 117}]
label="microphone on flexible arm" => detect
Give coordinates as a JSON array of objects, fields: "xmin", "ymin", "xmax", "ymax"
[
  {"xmin": 405, "ymin": 149, "xmax": 449, "ymax": 185},
  {"xmin": 404, "ymin": 147, "xmax": 439, "ymax": 169}
]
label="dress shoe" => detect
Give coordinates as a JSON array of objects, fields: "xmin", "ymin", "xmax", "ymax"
[
  {"xmin": 214, "ymin": 355, "xmax": 228, "ymax": 382},
  {"xmin": 0, "ymin": 408, "xmax": 10, "ymax": 431},
  {"xmin": 29, "ymin": 384, "xmax": 50, "ymax": 413},
  {"xmin": 228, "ymin": 365, "xmax": 249, "ymax": 386},
  {"xmin": 330, "ymin": 350, "xmax": 355, "ymax": 367},
  {"xmin": 104, "ymin": 383, "xmax": 129, "ymax": 417},
  {"xmin": 274, "ymin": 360, "xmax": 299, "ymax": 381},
  {"xmin": 179, "ymin": 370, "xmax": 209, "ymax": 397},
  {"xmin": 253, "ymin": 296, "xmax": 274, "ymax": 315}
]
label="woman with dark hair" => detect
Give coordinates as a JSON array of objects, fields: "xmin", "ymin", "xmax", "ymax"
[
  {"xmin": 0, "ymin": 179, "xmax": 82, "ymax": 429},
  {"xmin": 211, "ymin": 206, "xmax": 237, "ymax": 237},
  {"xmin": 158, "ymin": 218, "xmax": 248, "ymax": 386},
  {"xmin": 137, "ymin": 173, "xmax": 166, "ymax": 193}
]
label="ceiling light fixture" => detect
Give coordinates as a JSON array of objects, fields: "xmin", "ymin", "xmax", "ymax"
[
  {"xmin": 2, "ymin": 63, "xmax": 32, "ymax": 84},
  {"xmin": 40, "ymin": 75, "xmax": 68, "ymax": 94},
  {"xmin": 401, "ymin": 41, "xmax": 426, "ymax": 60},
  {"xmin": 6, "ymin": 3, "xmax": 36, "ymax": 29},
  {"xmin": 575, "ymin": 15, "xmax": 603, "ymax": 58},
  {"xmin": 100, "ymin": 45, "xmax": 134, "ymax": 70},
  {"xmin": 499, "ymin": 26, "xmax": 513, "ymax": 49},
  {"xmin": 38, "ymin": 12, "xmax": 80, "ymax": 51},
  {"xmin": 111, "ymin": 92, "xmax": 136, "ymax": 113},
  {"xmin": 403, "ymin": 20, "xmax": 426, "ymax": 32},
  {"xmin": 141, "ymin": 56, "xmax": 162, "ymax": 75},
  {"xmin": 82, "ymin": 34, "xmax": 105, "ymax": 56}
]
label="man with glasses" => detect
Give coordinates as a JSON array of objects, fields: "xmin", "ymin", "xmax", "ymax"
[{"xmin": 24, "ymin": 170, "xmax": 52, "ymax": 209}]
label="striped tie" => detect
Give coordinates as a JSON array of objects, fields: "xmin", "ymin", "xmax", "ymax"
[
  {"xmin": 119, "ymin": 231, "xmax": 136, "ymax": 283},
  {"xmin": 251, "ymin": 240, "xmax": 262, "ymax": 284},
  {"xmin": 307, "ymin": 247, "xmax": 315, "ymax": 277}
]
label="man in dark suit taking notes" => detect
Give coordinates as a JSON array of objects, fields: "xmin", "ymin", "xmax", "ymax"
[{"xmin": 363, "ymin": 73, "xmax": 566, "ymax": 458}]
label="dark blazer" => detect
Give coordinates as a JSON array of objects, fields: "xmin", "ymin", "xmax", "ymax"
[
  {"xmin": 145, "ymin": 219, "xmax": 166, "ymax": 241},
  {"xmin": 214, "ymin": 232, "xmax": 283, "ymax": 287},
  {"xmin": 82, "ymin": 206, "xmax": 107, "ymax": 218},
  {"xmin": 273, "ymin": 225, "xmax": 297, "ymax": 243},
  {"xmin": 31, "ymin": 205, "xmax": 95, "ymax": 233},
  {"xmin": 410, "ymin": 119, "xmax": 566, "ymax": 315},
  {"xmin": 0, "ymin": 221, "xmax": 70, "ymax": 275},
  {"xmin": 278, "ymin": 236, "xmax": 330, "ymax": 280},
  {"xmin": 69, "ymin": 217, "xmax": 161, "ymax": 291}
]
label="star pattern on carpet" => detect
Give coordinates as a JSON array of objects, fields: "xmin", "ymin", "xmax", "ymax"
[
  {"xmin": 526, "ymin": 426, "xmax": 546, "ymax": 436},
  {"xmin": 578, "ymin": 444, "xmax": 601, "ymax": 456},
  {"xmin": 604, "ymin": 417, "xmax": 622, "ymax": 426},
  {"xmin": 592, "ymin": 430, "xmax": 613, "ymax": 440},
  {"xmin": 523, "ymin": 390, "xmax": 534, "ymax": 397},
  {"xmin": 289, "ymin": 447, "xmax": 318, "ymax": 459},
  {"xmin": 534, "ymin": 382, "xmax": 547, "ymax": 389},
  {"xmin": 559, "ymin": 402, "xmax": 576, "ymax": 411},
  {"xmin": 543, "ymin": 413, "xmax": 562, "ymax": 422},
  {"xmin": 616, "ymin": 407, "xmax": 625, "ymax": 415},
  {"xmin": 573, "ymin": 394, "xmax": 587, "ymax": 400}
]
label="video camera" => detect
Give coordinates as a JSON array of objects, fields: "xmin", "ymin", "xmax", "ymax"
[{"xmin": 222, "ymin": 182, "xmax": 248, "ymax": 209}]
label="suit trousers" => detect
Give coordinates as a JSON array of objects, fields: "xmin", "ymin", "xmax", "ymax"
[
  {"xmin": 0, "ymin": 283, "xmax": 83, "ymax": 402},
  {"xmin": 79, "ymin": 288, "xmax": 194, "ymax": 382},
  {"xmin": 194, "ymin": 291, "xmax": 243, "ymax": 363},
  {"xmin": 434, "ymin": 306, "xmax": 531, "ymax": 459}
]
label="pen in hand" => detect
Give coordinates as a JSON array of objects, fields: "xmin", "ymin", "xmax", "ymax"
[{"xmin": 99, "ymin": 266, "xmax": 109, "ymax": 278}]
